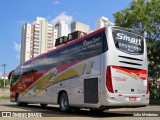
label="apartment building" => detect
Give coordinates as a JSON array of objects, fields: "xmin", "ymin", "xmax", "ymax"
[
  {"xmin": 20, "ymin": 17, "xmax": 57, "ymax": 63},
  {"xmin": 71, "ymin": 21, "xmax": 90, "ymax": 34},
  {"xmin": 55, "ymin": 20, "xmax": 69, "ymax": 38},
  {"xmin": 95, "ymin": 16, "xmax": 114, "ymax": 30}
]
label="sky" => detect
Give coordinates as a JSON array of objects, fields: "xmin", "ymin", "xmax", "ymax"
[{"xmin": 0, "ymin": 0, "xmax": 132, "ymax": 75}]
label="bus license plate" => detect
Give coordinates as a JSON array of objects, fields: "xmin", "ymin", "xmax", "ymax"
[{"xmin": 129, "ymin": 97, "xmax": 136, "ymax": 101}]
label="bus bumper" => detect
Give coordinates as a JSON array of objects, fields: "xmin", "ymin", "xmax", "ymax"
[{"xmin": 104, "ymin": 94, "xmax": 149, "ymax": 107}]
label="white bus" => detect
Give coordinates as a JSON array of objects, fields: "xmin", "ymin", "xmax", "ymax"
[{"xmin": 9, "ymin": 25, "xmax": 149, "ymax": 112}]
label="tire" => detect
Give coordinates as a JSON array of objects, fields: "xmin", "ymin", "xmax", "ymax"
[
  {"xmin": 16, "ymin": 94, "xmax": 28, "ymax": 106},
  {"xmin": 16, "ymin": 94, "xmax": 22, "ymax": 106},
  {"xmin": 22, "ymin": 103, "xmax": 28, "ymax": 107},
  {"xmin": 40, "ymin": 104, "xmax": 47, "ymax": 107},
  {"xmin": 72, "ymin": 108, "xmax": 80, "ymax": 111},
  {"xmin": 90, "ymin": 108, "xmax": 104, "ymax": 113},
  {"xmin": 59, "ymin": 92, "xmax": 71, "ymax": 112}
]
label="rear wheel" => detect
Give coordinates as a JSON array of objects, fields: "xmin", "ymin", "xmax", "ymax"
[
  {"xmin": 22, "ymin": 103, "xmax": 28, "ymax": 107},
  {"xmin": 59, "ymin": 92, "xmax": 71, "ymax": 112},
  {"xmin": 90, "ymin": 108, "xmax": 104, "ymax": 113},
  {"xmin": 40, "ymin": 104, "xmax": 47, "ymax": 107}
]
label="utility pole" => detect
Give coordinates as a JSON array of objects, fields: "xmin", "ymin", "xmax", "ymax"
[{"xmin": 1, "ymin": 64, "xmax": 6, "ymax": 95}]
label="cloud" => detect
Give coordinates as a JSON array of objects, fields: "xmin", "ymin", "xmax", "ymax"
[
  {"xmin": 14, "ymin": 42, "xmax": 21, "ymax": 60},
  {"xmin": 50, "ymin": 12, "xmax": 73, "ymax": 26},
  {"xmin": 53, "ymin": 0, "xmax": 60, "ymax": 5},
  {"xmin": 14, "ymin": 42, "xmax": 21, "ymax": 52}
]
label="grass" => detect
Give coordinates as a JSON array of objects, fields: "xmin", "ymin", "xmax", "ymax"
[
  {"xmin": 149, "ymin": 99, "xmax": 160, "ymax": 105},
  {"xmin": 0, "ymin": 95, "xmax": 10, "ymax": 100}
]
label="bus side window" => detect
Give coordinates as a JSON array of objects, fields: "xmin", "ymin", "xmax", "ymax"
[
  {"xmin": 102, "ymin": 32, "xmax": 108, "ymax": 53},
  {"xmin": 11, "ymin": 80, "xmax": 13, "ymax": 87},
  {"xmin": 10, "ymin": 73, "xmax": 14, "ymax": 87},
  {"xmin": 83, "ymin": 32, "xmax": 103, "ymax": 58},
  {"xmin": 11, "ymin": 66, "xmax": 22, "ymax": 87},
  {"xmin": 58, "ymin": 41, "xmax": 84, "ymax": 65}
]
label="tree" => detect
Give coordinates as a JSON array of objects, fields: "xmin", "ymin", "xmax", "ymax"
[
  {"xmin": 0, "ymin": 79, "xmax": 10, "ymax": 88},
  {"xmin": 113, "ymin": 0, "xmax": 160, "ymax": 98}
]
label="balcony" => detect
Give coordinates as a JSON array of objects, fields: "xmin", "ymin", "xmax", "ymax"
[
  {"xmin": 34, "ymin": 44, "xmax": 39, "ymax": 47},
  {"xmin": 34, "ymin": 35, "xmax": 39, "ymax": 39},
  {"xmin": 34, "ymin": 27, "xmax": 39, "ymax": 31}
]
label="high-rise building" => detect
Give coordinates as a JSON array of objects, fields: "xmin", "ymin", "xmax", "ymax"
[
  {"xmin": 71, "ymin": 21, "xmax": 90, "ymax": 34},
  {"xmin": 20, "ymin": 17, "xmax": 57, "ymax": 63},
  {"xmin": 55, "ymin": 20, "xmax": 69, "ymax": 38},
  {"xmin": 95, "ymin": 16, "xmax": 114, "ymax": 30},
  {"xmin": 21, "ymin": 23, "xmax": 32, "ymax": 63}
]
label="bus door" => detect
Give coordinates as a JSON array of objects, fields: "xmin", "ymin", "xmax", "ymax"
[{"xmin": 83, "ymin": 76, "xmax": 100, "ymax": 105}]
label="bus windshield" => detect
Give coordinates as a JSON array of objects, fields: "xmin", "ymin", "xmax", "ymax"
[{"xmin": 112, "ymin": 29, "xmax": 144, "ymax": 55}]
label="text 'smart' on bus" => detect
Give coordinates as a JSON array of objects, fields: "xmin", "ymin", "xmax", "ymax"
[{"xmin": 8, "ymin": 25, "xmax": 149, "ymax": 112}]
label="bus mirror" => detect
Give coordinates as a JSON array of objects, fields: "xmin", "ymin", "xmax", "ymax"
[
  {"xmin": 8, "ymin": 74, "xmax": 11, "ymax": 80},
  {"xmin": 8, "ymin": 70, "xmax": 14, "ymax": 80}
]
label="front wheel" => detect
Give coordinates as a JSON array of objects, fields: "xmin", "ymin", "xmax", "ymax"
[
  {"xmin": 59, "ymin": 92, "xmax": 71, "ymax": 112},
  {"xmin": 16, "ymin": 94, "xmax": 28, "ymax": 106},
  {"xmin": 16, "ymin": 94, "xmax": 22, "ymax": 106}
]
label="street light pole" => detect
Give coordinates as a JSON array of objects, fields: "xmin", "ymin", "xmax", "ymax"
[{"xmin": 1, "ymin": 64, "xmax": 6, "ymax": 93}]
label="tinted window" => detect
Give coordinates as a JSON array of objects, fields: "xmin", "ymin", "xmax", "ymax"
[
  {"xmin": 21, "ymin": 32, "xmax": 105, "ymax": 74},
  {"xmin": 59, "ymin": 41, "xmax": 84, "ymax": 65},
  {"xmin": 30, "ymin": 52, "xmax": 60, "ymax": 72},
  {"xmin": 112, "ymin": 29, "xmax": 144, "ymax": 55},
  {"xmin": 22, "ymin": 61, "xmax": 34, "ymax": 75},
  {"xmin": 12, "ymin": 66, "xmax": 22, "ymax": 85},
  {"xmin": 60, "ymin": 32, "xmax": 104, "ymax": 65},
  {"xmin": 102, "ymin": 32, "xmax": 108, "ymax": 52},
  {"xmin": 82, "ymin": 33, "xmax": 103, "ymax": 58}
]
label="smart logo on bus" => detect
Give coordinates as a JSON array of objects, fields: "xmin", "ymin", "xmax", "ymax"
[
  {"xmin": 112, "ymin": 29, "xmax": 144, "ymax": 54},
  {"xmin": 116, "ymin": 33, "xmax": 142, "ymax": 46}
]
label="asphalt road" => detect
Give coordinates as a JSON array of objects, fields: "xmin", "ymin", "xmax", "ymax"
[{"xmin": 0, "ymin": 100, "xmax": 160, "ymax": 120}]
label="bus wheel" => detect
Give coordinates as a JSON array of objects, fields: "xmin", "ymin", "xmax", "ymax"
[
  {"xmin": 16, "ymin": 94, "xmax": 22, "ymax": 106},
  {"xmin": 22, "ymin": 103, "xmax": 28, "ymax": 107},
  {"xmin": 90, "ymin": 109, "xmax": 104, "ymax": 113},
  {"xmin": 59, "ymin": 92, "xmax": 71, "ymax": 112},
  {"xmin": 40, "ymin": 104, "xmax": 47, "ymax": 107}
]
